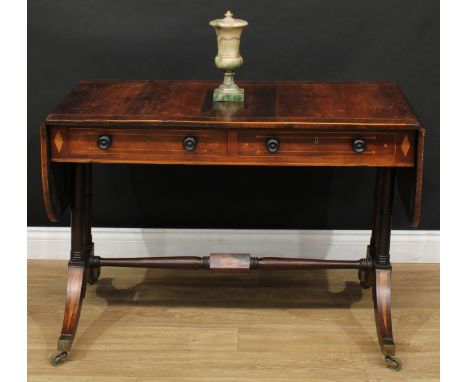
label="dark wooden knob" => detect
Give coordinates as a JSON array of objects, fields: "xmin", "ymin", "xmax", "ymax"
[
  {"xmin": 97, "ymin": 135, "xmax": 112, "ymax": 150},
  {"xmin": 266, "ymin": 138, "xmax": 280, "ymax": 153},
  {"xmin": 352, "ymin": 139, "xmax": 366, "ymax": 153},
  {"xmin": 183, "ymin": 136, "xmax": 198, "ymax": 151}
]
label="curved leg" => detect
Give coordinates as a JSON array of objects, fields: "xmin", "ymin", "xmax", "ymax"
[
  {"xmin": 373, "ymin": 268, "xmax": 400, "ymax": 370},
  {"xmin": 52, "ymin": 164, "xmax": 90, "ymax": 366},
  {"xmin": 52, "ymin": 264, "xmax": 87, "ymax": 366},
  {"xmin": 369, "ymin": 168, "xmax": 401, "ymax": 370}
]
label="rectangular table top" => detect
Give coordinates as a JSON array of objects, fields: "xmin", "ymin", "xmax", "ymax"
[{"xmin": 46, "ymin": 80, "xmax": 421, "ymax": 128}]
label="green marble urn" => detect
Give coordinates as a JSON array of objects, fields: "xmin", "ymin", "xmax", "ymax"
[{"xmin": 209, "ymin": 11, "xmax": 248, "ymax": 102}]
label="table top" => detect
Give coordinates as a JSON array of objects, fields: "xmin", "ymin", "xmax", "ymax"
[
  {"xmin": 41, "ymin": 80, "xmax": 425, "ymax": 227},
  {"xmin": 46, "ymin": 80, "xmax": 421, "ymax": 128}
]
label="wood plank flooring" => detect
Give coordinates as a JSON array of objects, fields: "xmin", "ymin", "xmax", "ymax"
[{"xmin": 28, "ymin": 260, "xmax": 439, "ymax": 381}]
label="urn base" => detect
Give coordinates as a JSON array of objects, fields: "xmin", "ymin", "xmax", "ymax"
[
  {"xmin": 213, "ymin": 86, "xmax": 244, "ymax": 102},
  {"xmin": 213, "ymin": 71, "xmax": 244, "ymax": 102}
]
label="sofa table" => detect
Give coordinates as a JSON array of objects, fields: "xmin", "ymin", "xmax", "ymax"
[{"xmin": 40, "ymin": 80, "xmax": 424, "ymax": 369}]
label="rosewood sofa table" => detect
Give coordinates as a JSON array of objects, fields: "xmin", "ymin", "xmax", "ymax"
[{"xmin": 40, "ymin": 80, "xmax": 424, "ymax": 370}]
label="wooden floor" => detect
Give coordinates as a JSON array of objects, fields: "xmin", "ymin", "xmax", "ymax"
[{"xmin": 28, "ymin": 260, "xmax": 439, "ymax": 382}]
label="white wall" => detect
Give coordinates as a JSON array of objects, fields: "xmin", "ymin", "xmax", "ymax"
[{"xmin": 27, "ymin": 228, "xmax": 440, "ymax": 263}]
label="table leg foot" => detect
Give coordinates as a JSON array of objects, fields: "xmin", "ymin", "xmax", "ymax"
[
  {"xmin": 373, "ymin": 268, "xmax": 400, "ymax": 370},
  {"xmin": 53, "ymin": 263, "xmax": 87, "ymax": 365}
]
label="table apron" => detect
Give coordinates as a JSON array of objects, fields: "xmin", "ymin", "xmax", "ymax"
[{"xmin": 48, "ymin": 126, "xmax": 417, "ymax": 167}]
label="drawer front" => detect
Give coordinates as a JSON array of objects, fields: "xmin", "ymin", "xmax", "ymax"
[
  {"xmin": 233, "ymin": 130, "xmax": 415, "ymax": 166},
  {"xmin": 237, "ymin": 131, "xmax": 395, "ymax": 158},
  {"xmin": 52, "ymin": 127, "xmax": 228, "ymax": 161}
]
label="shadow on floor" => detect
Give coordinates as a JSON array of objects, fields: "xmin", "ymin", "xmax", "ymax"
[{"xmin": 93, "ymin": 268, "xmax": 364, "ymax": 309}]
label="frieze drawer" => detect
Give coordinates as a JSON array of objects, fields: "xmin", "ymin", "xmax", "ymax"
[
  {"xmin": 50, "ymin": 127, "xmax": 228, "ymax": 162},
  {"xmin": 234, "ymin": 130, "xmax": 415, "ymax": 166}
]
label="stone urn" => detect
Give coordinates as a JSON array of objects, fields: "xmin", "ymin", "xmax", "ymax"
[{"xmin": 209, "ymin": 11, "xmax": 248, "ymax": 101}]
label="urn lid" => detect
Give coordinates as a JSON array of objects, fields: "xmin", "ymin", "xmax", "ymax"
[{"xmin": 209, "ymin": 10, "xmax": 248, "ymax": 28}]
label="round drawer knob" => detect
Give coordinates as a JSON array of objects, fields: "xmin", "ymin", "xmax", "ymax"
[
  {"xmin": 183, "ymin": 136, "xmax": 198, "ymax": 151},
  {"xmin": 352, "ymin": 139, "xmax": 366, "ymax": 153},
  {"xmin": 266, "ymin": 138, "xmax": 280, "ymax": 153},
  {"xmin": 97, "ymin": 135, "xmax": 112, "ymax": 150}
]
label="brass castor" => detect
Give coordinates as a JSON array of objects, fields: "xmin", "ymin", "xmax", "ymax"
[
  {"xmin": 384, "ymin": 355, "xmax": 401, "ymax": 371},
  {"xmin": 51, "ymin": 351, "xmax": 69, "ymax": 366}
]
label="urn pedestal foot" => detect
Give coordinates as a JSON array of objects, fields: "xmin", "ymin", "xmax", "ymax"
[{"xmin": 213, "ymin": 71, "xmax": 244, "ymax": 102}]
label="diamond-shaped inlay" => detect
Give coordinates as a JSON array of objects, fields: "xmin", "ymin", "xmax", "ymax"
[
  {"xmin": 54, "ymin": 131, "xmax": 64, "ymax": 153},
  {"xmin": 400, "ymin": 134, "xmax": 411, "ymax": 157}
]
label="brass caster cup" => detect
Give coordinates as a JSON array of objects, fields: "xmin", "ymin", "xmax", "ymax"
[
  {"xmin": 384, "ymin": 355, "xmax": 402, "ymax": 371},
  {"xmin": 51, "ymin": 351, "xmax": 69, "ymax": 367}
]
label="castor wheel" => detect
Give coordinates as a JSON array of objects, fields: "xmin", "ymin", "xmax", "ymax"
[
  {"xmin": 384, "ymin": 355, "xmax": 401, "ymax": 371},
  {"xmin": 51, "ymin": 351, "xmax": 69, "ymax": 366}
]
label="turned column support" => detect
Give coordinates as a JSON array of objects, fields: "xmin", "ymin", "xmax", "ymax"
[
  {"xmin": 69, "ymin": 164, "xmax": 87, "ymax": 264},
  {"xmin": 374, "ymin": 168, "xmax": 395, "ymax": 269},
  {"xmin": 83, "ymin": 164, "xmax": 93, "ymax": 256}
]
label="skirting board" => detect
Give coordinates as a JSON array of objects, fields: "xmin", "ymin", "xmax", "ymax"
[{"xmin": 27, "ymin": 228, "xmax": 439, "ymax": 263}]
